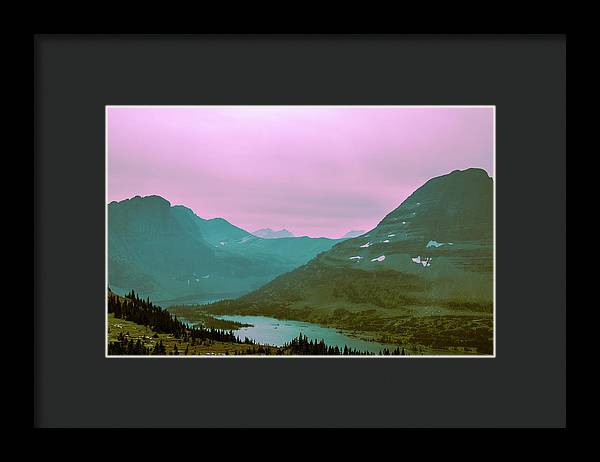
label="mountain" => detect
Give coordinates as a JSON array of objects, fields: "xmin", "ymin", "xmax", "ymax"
[
  {"xmin": 342, "ymin": 230, "xmax": 366, "ymax": 238},
  {"xmin": 252, "ymin": 228, "xmax": 295, "ymax": 239},
  {"xmin": 205, "ymin": 168, "xmax": 494, "ymax": 354},
  {"xmin": 108, "ymin": 195, "xmax": 342, "ymax": 305}
]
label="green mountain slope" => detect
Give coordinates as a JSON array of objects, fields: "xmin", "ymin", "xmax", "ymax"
[
  {"xmin": 205, "ymin": 169, "xmax": 494, "ymax": 354},
  {"xmin": 316, "ymin": 167, "xmax": 494, "ymax": 303}
]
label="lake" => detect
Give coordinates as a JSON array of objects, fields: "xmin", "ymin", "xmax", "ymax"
[{"xmin": 214, "ymin": 314, "xmax": 399, "ymax": 354}]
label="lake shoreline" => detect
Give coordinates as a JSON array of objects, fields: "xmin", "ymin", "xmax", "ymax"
[
  {"xmin": 173, "ymin": 301, "xmax": 491, "ymax": 355},
  {"xmin": 213, "ymin": 314, "xmax": 405, "ymax": 354},
  {"xmin": 206, "ymin": 309, "xmax": 490, "ymax": 356}
]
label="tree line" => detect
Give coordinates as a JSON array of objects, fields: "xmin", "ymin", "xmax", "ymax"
[
  {"xmin": 107, "ymin": 332, "xmax": 167, "ymax": 355},
  {"xmin": 284, "ymin": 333, "xmax": 406, "ymax": 356},
  {"xmin": 108, "ymin": 290, "xmax": 250, "ymax": 354},
  {"xmin": 108, "ymin": 289, "xmax": 407, "ymax": 356}
]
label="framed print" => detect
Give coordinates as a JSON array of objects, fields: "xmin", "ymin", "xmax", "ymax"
[{"xmin": 35, "ymin": 34, "xmax": 565, "ymax": 428}]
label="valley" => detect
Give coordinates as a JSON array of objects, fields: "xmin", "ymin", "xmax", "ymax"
[
  {"xmin": 107, "ymin": 291, "xmax": 400, "ymax": 356},
  {"xmin": 107, "ymin": 168, "xmax": 494, "ymax": 356},
  {"xmin": 108, "ymin": 195, "xmax": 344, "ymax": 304}
]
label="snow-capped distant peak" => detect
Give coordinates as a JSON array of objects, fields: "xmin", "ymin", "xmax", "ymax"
[{"xmin": 252, "ymin": 228, "xmax": 294, "ymax": 239}]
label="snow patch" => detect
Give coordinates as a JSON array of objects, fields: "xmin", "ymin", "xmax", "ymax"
[
  {"xmin": 371, "ymin": 255, "xmax": 386, "ymax": 262},
  {"xmin": 388, "ymin": 234, "xmax": 395, "ymax": 237},
  {"xmin": 383, "ymin": 239, "xmax": 390, "ymax": 243},
  {"xmin": 411, "ymin": 256, "xmax": 432, "ymax": 267},
  {"xmin": 426, "ymin": 240, "xmax": 444, "ymax": 248},
  {"xmin": 402, "ymin": 221, "xmax": 407, "ymax": 225},
  {"xmin": 360, "ymin": 242, "xmax": 372, "ymax": 248},
  {"xmin": 348, "ymin": 256, "xmax": 363, "ymax": 260},
  {"xmin": 238, "ymin": 235, "xmax": 253, "ymax": 244},
  {"xmin": 202, "ymin": 275, "xmax": 210, "ymax": 279},
  {"xmin": 219, "ymin": 241, "xmax": 225, "ymax": 246}
]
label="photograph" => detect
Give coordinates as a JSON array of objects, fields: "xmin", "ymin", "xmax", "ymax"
[{"xmin": 106, "ymin": 105, "xmax": 495, "ymax": 357}]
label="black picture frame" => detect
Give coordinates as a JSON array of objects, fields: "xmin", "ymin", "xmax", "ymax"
[{"xmin": 34, "ymin": 34, "xmax": 566, "ymax": 428}]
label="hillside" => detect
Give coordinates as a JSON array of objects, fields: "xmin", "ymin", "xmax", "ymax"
[
  {"xmin": 204, "ymin": 169, "xmax": 494, "ymax": 354},
  {"xmin": 108, "ymin": 195, "xmax": 343, "ymax": 304},
  {"xmin": 107, "ymin": 290, "xmax": 390, "ymax": 356}
]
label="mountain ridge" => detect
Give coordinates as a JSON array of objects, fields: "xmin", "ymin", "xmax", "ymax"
[
  {"xmin": 108, "ymin": 195, "xmax": 343, "ymax": 304},
  {"xmin": 204, "ymin": 168, "xmax": 494, "ymax": 353}
]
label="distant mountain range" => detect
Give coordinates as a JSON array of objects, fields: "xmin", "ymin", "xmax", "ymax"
[
  {"xmin": 206, "ymin": 168, "xmax": 494, "ymax": 323},
  {"xmin": 108, "ymin": 196, "xmax": 344, "ymax": 304},
  {"xmin": 253, "ymin": 228, "xmax": 370, "ymax": 240},
  {"xmin": 252, "ymin": 228, "xmax": 295, "ymax": 239},
  {"xmin": 342, "ymin": 230, "xmax": 366, "ymax": 238}
]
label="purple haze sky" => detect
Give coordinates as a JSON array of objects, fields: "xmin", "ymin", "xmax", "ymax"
[{"xmin": 107, "ymin": 106, "xmax": 494, "ymax": 238}]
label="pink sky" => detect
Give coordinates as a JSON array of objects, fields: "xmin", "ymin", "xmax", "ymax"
[{"xmin": 107, "ymin": 106, "xmax": 494, "ymax": 238}]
